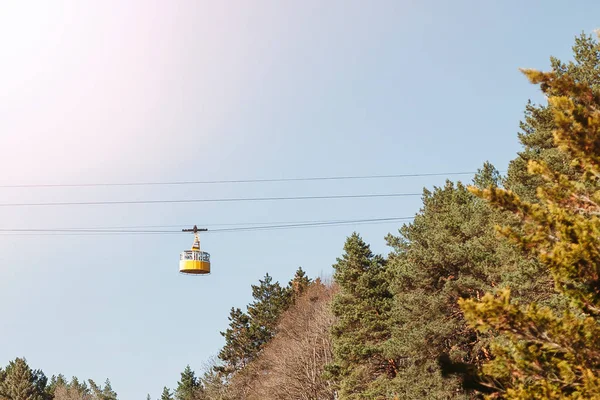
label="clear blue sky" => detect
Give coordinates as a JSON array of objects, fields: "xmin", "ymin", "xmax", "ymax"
[{"xmin": 0, "ymin": 1, "xmax": 598, "ymax": 398}]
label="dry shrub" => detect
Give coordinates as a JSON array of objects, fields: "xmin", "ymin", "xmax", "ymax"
[
  {"xmin": 228, "ymin": 279, "xmax": 337, "ymax": 400},
  {"xmin": 52, "ymin": 385, "xmax": 93, "ymax": 400}
]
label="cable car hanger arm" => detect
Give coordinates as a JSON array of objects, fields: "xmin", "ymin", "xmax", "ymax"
[{"xmin": 181, "ymin": 225, "xmax": 208, "ymax": 234}]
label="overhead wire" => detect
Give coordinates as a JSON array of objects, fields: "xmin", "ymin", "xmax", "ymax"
[
  {"xmin": 0, "ymin": 217, "xmax": 413, "ymax": 231},
  {"xmin": 0, "ymin": 193, "xmax": 422, "ymax": 208},
  {"xmin": 0, "ymin": 170, "xmax": 498, "ymax": 208},
  {"xmin": 0, "ymin": 216, "xmax": 415, "ymax": 236},
  {"xmin": 0, "ymin": 169, "xmax": 477, "ymax": 234},
  {"xmin": 209, "ymin": 217, "xmax": 413, "ymax": 232},
  {"xmin": 0, "ymin": 171, "xmax": 492, "ymax": 188}
]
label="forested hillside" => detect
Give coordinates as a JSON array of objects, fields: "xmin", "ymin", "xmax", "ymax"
[{"xmin": 3, "ymin": 32, "xmax": 600, "ymax": 400}]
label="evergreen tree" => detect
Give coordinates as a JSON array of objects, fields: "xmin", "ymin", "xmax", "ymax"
[
  {"xmin": 146, "ymin": 394, "xmax": 151, "ymax": 400},
  {"xmin": 217, "ymin": 273, "xmax": 292, "ymax": 377},
  {"xmin": 174, "ymin": 366, "xmax": 203, "ymax": 400},
  {"xmin": 88, "ymin": 380, "xmax": 102, "ymax": 399},
  {"xmin": 473, "ymin": 161, "xmax": 501, "ymax": 189},
  {"xmin": 217, "ymin": 308, "xmax": 255, "ymax": 376},
  {"xmin": 329, "ymin": 233, "xmax": 394, "ymax": 399},
  {"xmin": 88, "ymin": 379, "xmax": 117, "ymax": 400},
  {"xmin": 239, "ymin": 281, "xmax": 336, "ymax": 400},
  {"xmin": 288, "ymin": 267, "xmax": 312, "ymax": 300},
  {"xmin": 70, "ymin": 377, "xmax": 90, "ymax": 397},
  {"xmin": 199, "ymin": 368, "xmax": 227, "ymax": 400},
  {"xmin": 380, "ymin": 174, "xmax": 557, "ymax": 399},
  {"xmin": 461, "ymin": 48, "xmax": 600, "ymax": 398},
  {"xmin": 0, "ymin": 358, "xmax": 48, "ymax": 400},
  {"xmin": 504, "ymin": 33, "xmax": 600, "ymax": 202},
  {"xmin": 46, "ymin": 374, "xmax": 67, "ymax": 396},
  {"xmin": 100, "ymin": 379, "xmax": 117, "ymax": 400},
  {"xmin": 160, "ymin": 387, "xmax": 173, "ymax": 400},
  {"xmin": 247, "ymin": 273, "xmax": 291, "ymax": 350}
]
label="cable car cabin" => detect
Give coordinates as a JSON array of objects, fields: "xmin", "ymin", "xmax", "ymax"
[
  {"xmin": 179, "ymin": 250, "xmax": 211, "ymax": 275},
  {"xmin": 179, "ymin": 228, "xmax": 210, "ymax": 275}
]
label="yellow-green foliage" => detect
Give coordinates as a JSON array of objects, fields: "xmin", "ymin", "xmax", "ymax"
[{"xmin": 460, "ymin": 34, "xmax": 600, "ymax": 399}]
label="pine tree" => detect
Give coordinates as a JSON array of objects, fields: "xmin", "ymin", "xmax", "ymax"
[
  {"xmin": 217, "ymin": 308, "xmax": 255, "ymax": 375},
  {"xmin": 146, "ymin": 394, "xmax": 151, "ymax": 400},
  {"xmin": 174, "ymin": 366, "xmax": 203, "ymax": 400},
  {"xmin": 160, "ymin": 387, "xmax": 173, "ymax": 400},
  {"xmin": 199, "ymin": 368, "xmax": 227, "ymax": 400},
  {"xmin": 473, "ymin": 161, "xmax": 501, "ymax": 189},
  {"xmin": 247, "ymin": 273, "xmax": 291, "ymax": 349},
  {"xmin": 70, "ymin": 377, "xmax": 90, "ymax": 397},
  {"xmin": 52, "ymin": 382, "xmax": 93, "ymax": 400},
  {"xmin": 88, "ymin": 379, "xmax": 117, "ymax": 400},
  {"xmin": 288, "ymin": 267, "xmax": 312, "ymax": 300},
  {"xmin": 380, "ymin": 171, "xmax": 559, "ymax": 399},
  {"xmin": 0, "ymin": 358, "xmax": 48, "ymax": 400},
  {"xmin": 461, "ymin": 46, "xmax": 600, "ymax": 398},
  {"xmin": 88, "ymin": 380, "xmax": 102, "ymax": 399},
  {"xmin": 46, "ymin": 374, "xmax": 67, "ymax": 396},
  {"xmin": 217, "ymin": 273, "xmax": 292, "ymax": 378},
  {"xmin": 328, "ymin": 233, "xmax": 394, "ymax": 399},
  {"xmin": 100, "ymin": 379, "xmax": 117, "ymax": 400},
  {"xmin": 240, "ymin": 281, "xmax": 337, "ymax": 400},
  {"xmin": 504, "ymin": 32, "xmax": 600, "ymax": 202}
]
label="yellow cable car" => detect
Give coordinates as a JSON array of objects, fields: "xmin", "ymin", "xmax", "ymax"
[{"xmin": 179, "ymin": 226, "xmax": 210, "ymax": 275}]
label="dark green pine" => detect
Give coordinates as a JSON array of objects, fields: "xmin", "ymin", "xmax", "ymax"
[
  {"xmin": 288, "ymin": 267, "xmax": 312, "ymax": 300},
  {"xmin": 175, "ymin": 365, "xmax": 203, "ymax": 400},
  {"xmin": 0, "ymin": 358, "xmax": 48, "ymax": 400},
  {"xmin": 247, "ymin": 273, "xmax": 291, "ymax": 349},
  {"xmin": 216, "ymin": 307, "xmax": 254, "ymax": 375},
  {"xmin": 160, "ymin": 386, "xmax": 174, "ymax": 400},
  {"xmin": 329, "ymin": 233, "xmax": 394, "ymax": 399},
  {"xmin": 504, "ymin": 32, "xmax": 600, "ymax": 202}
]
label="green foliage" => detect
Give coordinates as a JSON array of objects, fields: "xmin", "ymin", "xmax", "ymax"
[
  {"xmin": 70, "ymin": 377, "xmax": 91, "ymax": 397},
  {"xmin": 288, "ymin": 267, "xmax": 311, "ymax": 300},
  {"xmin": 100, "ymin": 380, "xmax": 117, "ymax": 400},
  {"xmin": 160, "ymin": 387, "xmax": 173, "ymax": 400},
  {"xmin": 46, "ymin": 374, "xmax": 68, "ymax": 397},
  {"xmin": 381, "ymin": 173, "xmax": 555, "ymax": 399},
  {"xmin": 209, "ymin": 270, "xmax": 318, "ymax": 398},
  {"xmin": 8, "ymin": 27, "xmax": 600, "ymax": 400},
  {"xmin": 88, "ymin": 379, "xmax": 117, "ymax": 400},
  {"xmin": 217, "ymin": 273, "xmax": 293, "ymax": 378},
  {"xmin": 216, "ymin": 308, "xmax": 254, "ymax": 376},
  {"xmin": 473, "ymin": 161, "xmax": 501, "ymax": 190},
  {"xmin": 329, "ymin": 233, "xmax": 394, "ymax": 399},
  {"xmin": 0, "ymin": 358, "xmax": 49, "ymax": 400},
  {"xmin": 198, "ymin": 368, "xmax": 227, "ymax": 400},
  {"xmin": 385, "ymin": 181, "xmax": 495, "ymax": 399},
  {"xmin": 0, "ymin": 359, "xmax": 117, "ymax": 400},
  {"xmin": 461, "ymin": 34, "xmax": 600, "ymax": 398},
  {"xmin": 247, "ymin": 273, "xmax": 291, "ymax": 352},
  {"xmin": 228, "ymin": 280, "xmax": 337, "ymax": 400},
  {"xmin": 174, "ymin": 366, "xmax": 203, "ymax": 400},
  {"xmin": 504, "ymin": 32, "xmax": 600, "ymax": 202},
  {"xmin": 46, "ymin": 374, "xmax": 67, "ymax": 396}
]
